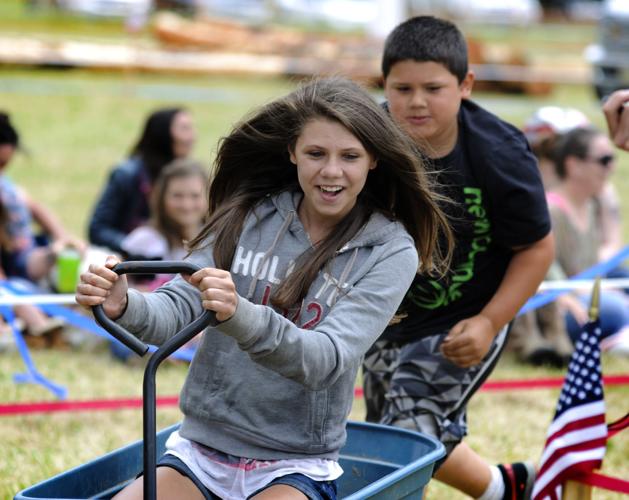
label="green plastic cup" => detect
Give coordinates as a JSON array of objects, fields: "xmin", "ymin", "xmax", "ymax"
[{"xmin": 56, "ymin": 248, "xmax": 81, "ymax": 293}]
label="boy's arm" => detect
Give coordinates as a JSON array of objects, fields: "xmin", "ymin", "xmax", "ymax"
[{"xmin": 441, "ymin": 232, "xmax": 554, "ymax": 367}]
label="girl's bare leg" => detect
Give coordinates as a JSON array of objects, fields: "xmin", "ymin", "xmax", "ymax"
[{"xmin": 113, "ymin": 466, "xmax": 206, "ymax": 500}]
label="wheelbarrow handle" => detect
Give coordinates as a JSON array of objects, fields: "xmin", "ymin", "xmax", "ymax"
[{"xmin": 91, "ymin": 260, "xmax": 208, "ymax": 356}]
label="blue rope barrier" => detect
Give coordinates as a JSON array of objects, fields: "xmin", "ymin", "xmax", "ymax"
[
  {"xmin": 519, "ymin": 245, "xmax": 629, "ymax": 315},
  {"xmin": 0, "ymin": 304, "xmax": 67, "ymax": 399},
  {"xmin": 0, "ymin": 279, "xmax": 195, "ymax": 399}
]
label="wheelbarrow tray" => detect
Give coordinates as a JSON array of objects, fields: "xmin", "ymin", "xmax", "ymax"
[{"xmin": 15, "ymin": 420, "xmax": 444, "ymax": 500}]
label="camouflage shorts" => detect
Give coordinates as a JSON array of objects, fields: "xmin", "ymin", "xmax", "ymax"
[{"xmin": 362, "ymin": 326, "xmax": 509, "ymax": 457}]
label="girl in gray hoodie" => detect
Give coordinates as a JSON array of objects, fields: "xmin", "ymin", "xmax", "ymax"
[{"xmin": 76, "ymin": 77, "xmax": 452, "ymax": 500}]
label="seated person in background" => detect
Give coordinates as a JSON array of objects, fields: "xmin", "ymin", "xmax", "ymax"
[
  {"xmin": 88, "ymin": 107, "xmax": 196, "ymax": 257},
  {"xmin": 548, "ymin": 126, "xmax": 629, "ymax": 355},
  {"xmin": 0, "ymin": 112, "xmax": 85, "ymax": 347},
  {"xmin": 121, "ymin": 158, "xmax": 208, "ymax": 290},
  {"xmin": 523, "ymin": 106, "xmax": 590, "ymax": 189},
  {"xmin": 109, "ymin": 158, "xmax": 209, "ymax": 362},
  {"xmin": 507, "ymin": 107, "xmax": 595, "ymax": 366},
  {"xmin": 524, "ymin": 106, "xmax": 624, "ymax": 261}
]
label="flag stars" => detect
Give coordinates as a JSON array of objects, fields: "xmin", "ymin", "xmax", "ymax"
[{"xmin": 533, "ymin": 320, "xmax": 605, "ymax": 500}]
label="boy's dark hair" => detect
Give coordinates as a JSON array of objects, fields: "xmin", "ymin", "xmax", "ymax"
[{"xmin": 382, "ymin": 16, "xmax": 468, "ymax": 82}]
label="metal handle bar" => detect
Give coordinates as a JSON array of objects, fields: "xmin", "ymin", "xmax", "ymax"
[
  {"xmin": 92, "ymin": 260, "xmax": 217, "ymax": 500},
  {"xmin": 91, "ymin": 261, "xmax": 206, "ymax": 355}
]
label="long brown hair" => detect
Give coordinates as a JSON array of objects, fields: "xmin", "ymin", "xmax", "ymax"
[
  {"xmin": 189, "ymin": 77, "xmax": 453, "ymax": 308},
  {"xmin": 130, "ymin": 107, "xmax": 185, "ymax": 182}
]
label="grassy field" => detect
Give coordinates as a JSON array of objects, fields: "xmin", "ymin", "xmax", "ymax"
[{"xmin": 0, "ymin": 9, "xmax": 628, "ymax": 499}]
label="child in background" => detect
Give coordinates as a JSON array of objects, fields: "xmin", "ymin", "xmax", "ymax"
[
  {"xmin": 110, "ymin": 158, "xmax": 208, "ymax": 360},
  {"xmin": 89, "ymin": 107, "xmax": 197, "ymax": 256},
  {"xmin": 121, "ymin": 158, "xmax": 208, "ymax": 290},
  {"xmin": 77, "ymin": 76, "xmax": 452, "ymax": 500},
  {"xmin": 0, "ymin": 112, "xmax": 85, "ymax": 347},
  {"xmin": 362, "ymin": 16, "xmax": 555, "ymax": 500}
]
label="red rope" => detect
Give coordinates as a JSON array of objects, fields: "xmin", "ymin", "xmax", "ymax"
[
  {"xmin": 607, "ymin": 411, "xmax": 629, "ymax": 438},
  {"xmin": 351, "ymin": 374, "xmax": 629, "ymax": 398},
  {"xmin": 0, "ymin": 396, "xmax": 179, "ymax": 415},
  {"xmin": 480, "ymin": 374, "xmax": 629, "ymax": 391},
  {"xmin": 1, "ymin": 375, "xmax": 627, "ymax": 416},
  {"xmin": 574, "ymin": 472, "xmax": 629, "ymax": 494}
]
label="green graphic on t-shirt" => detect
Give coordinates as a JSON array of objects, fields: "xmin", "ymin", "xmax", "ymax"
[{"xmin": 407, "ymin": 187, "xmax": 491, "ymax": 310}]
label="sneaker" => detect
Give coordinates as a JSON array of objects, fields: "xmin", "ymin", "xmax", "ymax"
[
  {"xmin": 497, "ymin": 462, "xmax": 536, "ymax": 500},
  {"xmin": 25, "ymin": 317, "xmax": 67, "ymax": 349}
]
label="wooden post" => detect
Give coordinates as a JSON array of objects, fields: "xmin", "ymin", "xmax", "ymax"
[{"xmin": 563, "ymin": 480, "xmax": 593, "ymax": 499}]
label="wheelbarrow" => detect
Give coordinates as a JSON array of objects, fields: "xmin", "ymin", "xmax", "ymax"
[{"xmin": 14, "ymin": 261, "xmax": 445, "ymax": 500}]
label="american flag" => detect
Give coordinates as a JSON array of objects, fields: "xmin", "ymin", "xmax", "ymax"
[{"xmin": 532, "ymin": 317, "xmax": 608, "ymax": 500}]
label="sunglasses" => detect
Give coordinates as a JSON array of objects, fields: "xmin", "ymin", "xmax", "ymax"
[{"xmin": 586, "ymin": 154, "xmax": 615, "ymax": 168}]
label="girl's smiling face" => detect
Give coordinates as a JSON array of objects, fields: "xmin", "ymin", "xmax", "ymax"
[
  {"xmin": 163, "ymin": 174, "xmax": 207, "ymax": 229},
  {"xmin": 290, "ymin": 118, "xmax": 376, "ymax": 240}
]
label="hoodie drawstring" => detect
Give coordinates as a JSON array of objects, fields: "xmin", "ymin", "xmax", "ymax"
[
  {"xmin": 329, "ymin": 247, "xmax": 359, "ymax": 306},
  {"xmin": 246, "ymin": 211, "xmax": 295, "ymax": 300}
]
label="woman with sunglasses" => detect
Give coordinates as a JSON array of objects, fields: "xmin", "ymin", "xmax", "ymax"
[{"xmin": 547, "ymin": 126, "xmax": 629, "ymax": 356}]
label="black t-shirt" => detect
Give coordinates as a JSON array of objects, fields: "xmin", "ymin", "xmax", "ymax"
[{"xmin": 383, "ymin": 99, "xmax": 551, "ymax": 342}]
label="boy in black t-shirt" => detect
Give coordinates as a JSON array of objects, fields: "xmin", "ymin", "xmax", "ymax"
[{"xmin": 362, "ymin": 16, "xmax": 555, "ymax": 500}]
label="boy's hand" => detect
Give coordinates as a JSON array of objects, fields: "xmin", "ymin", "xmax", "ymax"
[
  {"xmin": 441, "ymin": 314, "xmax": 495, "ymax": 367},
  {"xmin": 184, "ymin": 267, "xmax": 238, "ymax": 322}
]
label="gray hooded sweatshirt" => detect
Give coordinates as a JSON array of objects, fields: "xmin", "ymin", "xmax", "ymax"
[{"xmin": 118, "ymin": 190, "xmax": 418, "ymax": 461}]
